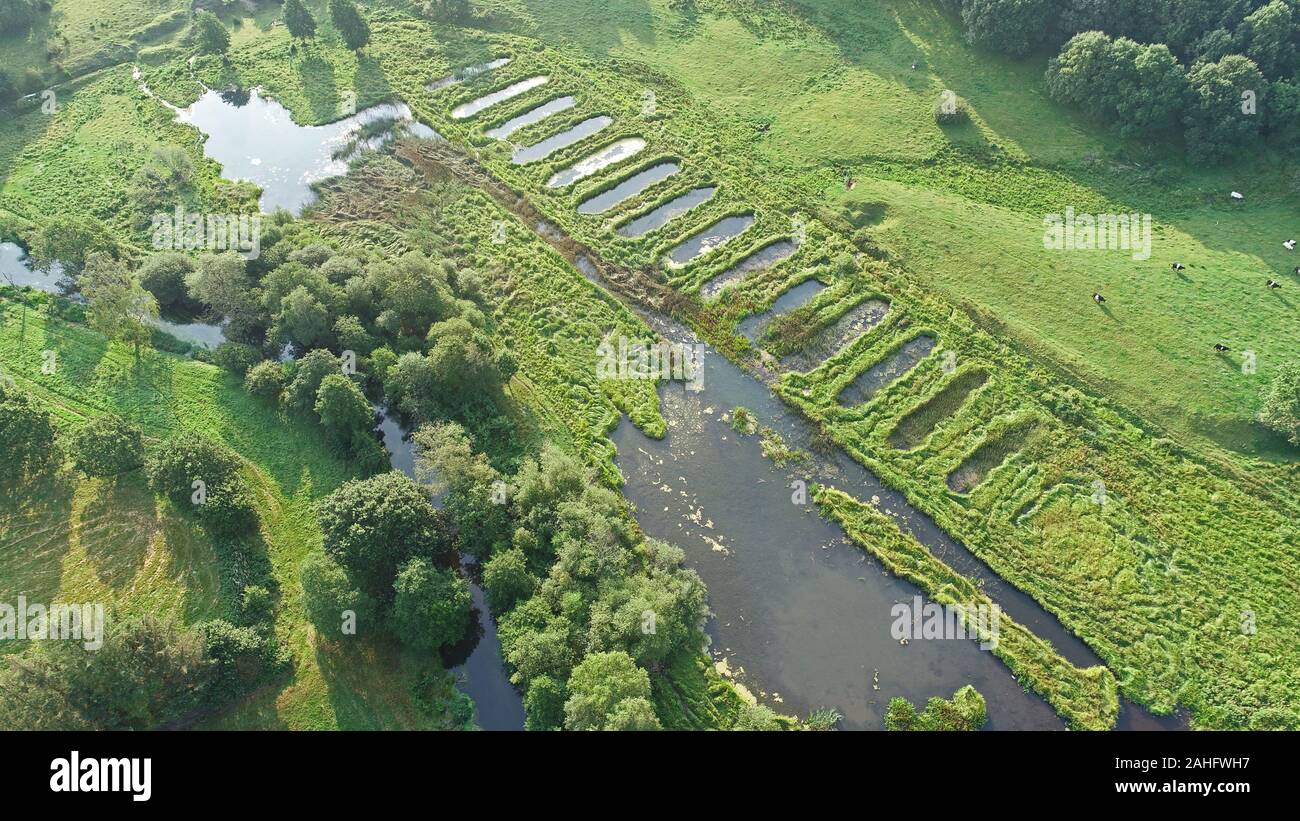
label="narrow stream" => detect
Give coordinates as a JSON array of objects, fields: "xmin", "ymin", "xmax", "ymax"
[{"xmin": 377, "ymin": 409, "xmax": 527, "ymax": 730}]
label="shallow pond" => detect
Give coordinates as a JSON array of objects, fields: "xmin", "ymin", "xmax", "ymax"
[
  {"xmin": 511, "ymin": 115, "xmax": 611, "ymax": 165},
  {"xmin": 547, "ymin": 138, "xmax": 647, "ymax": 188},
  {"xmin": 699, "ymin": 240, "xmax": 796, "ymax": 299},
  {"xmin": 452, "ymin": 76, "xmax": 549, "ymax": 119},
  {"xmin": 666, "ymin": 214, "xmax": 755, "ymax": 266},
  {"xmin": 617, "ymin": 187, "xmax": 715, "ymax": 238},
  {"xmin": 175, "ymin": 88, "xmax": 436, "ymax": 214},
  {"xmin": 486, "ymin": 95, "xmax": 575, "ymax": 140},
  {"xmin": 428, "ymin": 58, "xmax": 511, "ymax": 91},
  {"xmin": 838, "ymin": 335, "xmax": 937, "ymax": 407},
  {"xmin": 577, "ymin": 162, "xmax": 679, "ymax": 215},
  {"xmin": 736, "ymin": 278, "xmax": 827, "ymax": 342}
]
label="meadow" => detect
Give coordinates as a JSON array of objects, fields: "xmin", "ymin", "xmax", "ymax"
[
  {"xmin": 0, "ymin": 294, "xmax": 465, "ymax": 729},
  {"xmin": 1, "ymin": 0, "xmax": 1298, "ymax": 730}
]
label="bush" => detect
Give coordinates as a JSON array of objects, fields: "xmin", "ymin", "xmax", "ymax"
[
  {"xmin": 299, "ymin": 550, "xmax": 376, "ymax": 639},
  {"xmin": 523, "ymin": 675, "xmax": 566, "ymax": 731},
  {"xmin": 243, "ymin": 360, "xmax": 286, "ymax": 400},
  {"xmin": 0, "ymin": 384, "xmax": 60, "ymax": 483},
  {"xmin": 137, "ymin": 253, "xmax": 197, "ymax": 312},
  {"xmin": 563, "ymin": 651, "xmax": 660, "ymax": 731},
  {"xmin": 482, "ymin": 547, "xmax": 537, "ymax": 614},
  {"xmin": 212, "ymin": 341, "xmax": 263, "ymax": 377},
  {"xmin": 1259, "ymin": 361, "xmax": 1300, "ymax": 445},
  {"xmin": 933, "ymin": 92, "xmax": 971, "ymax": 125},
  {"xmin": 145, "ymin": 431, "xmax": 257, "ymax": 536},
  {"xmin": 199, "ymin": 619, "xmax": 283, "ymax": 698},
  {"xmin": 70, "ymin": 415, "xmax": 144, "ymax": 477}
]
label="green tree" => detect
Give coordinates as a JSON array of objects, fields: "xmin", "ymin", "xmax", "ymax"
[
  {"xmin": 185, "ymin": 252, "xmax": 251, "ymax": 318},
  {"xmin": 1238, "ymin": 0, "xmax": 1295, "ymax": 78},
  {"xmin": 563, "ymin": 651, "xmax": 660, "ymax": 731},
  {"xmin": 70, "ymin": 415, "xmax": 144, "ymax": 477},
  {"xmin": 0, "ymin": 384, "xmax": 59, "ymax": 483},
  {"xmin": 283, "ymin": 0, "xmax": 318, "ymax": 41},
  {"xmin": 300, "ymin": 550, "xmax": 376, "ymax": 638},
  {"xmin": 0, "ymin": 615, "xmax": 211, "ymax": 730},
  {"xmin": 278, "ymin": 284, "xmax": 333, "ymax": 350},
  {"xmin": 317, "ymin": 471, "xmax": 453, "ymax": 599},
  {"xmin": 194, "ymin": 10, "xmax": 231, "ymax": 56},
  {"xmin": 961, "ymin": 0, "xmax": 1053, "ymax": 58},
  {"xmin": 80, "ymin": 254, "xmax": 159, "ymax": 356},
  {"xmin": 1259, "ymin": 361, "xmax": 1300, "ymax": 445},
  {"xmin": 137, "ymin": 252, "xmax": 197, "ymax": 312},
  {"xmin": 411, "ymin": 421, "xmax": 511, "ymax": 558},
  {"xmin": 328, "ymin": 0, "xmax": 371, "ymax": 51},
  {"xmin": 285, "ymin": 348, "xmax": 343, "ymax": 414},
  {"xmin": 1184, "ymin": 55, "xmax": 1266, "ymax": 164},
  {"xmin": 523, "ymin": 675, "xmax": 566, "ymax": 731},
  {"xmin": 389, "ymin": 557, "xmax": 472, "ymax": 651},
  {"xmin": 26, "ymin": 215, "xmax": 116, "ymax": 278},
  {"xmin": 482, "ymin": 547, "xmax": 537, "ymax": 613},
  {"xmin": 314, "ymin": 372, "xmax": 374, "ymax": 452}
]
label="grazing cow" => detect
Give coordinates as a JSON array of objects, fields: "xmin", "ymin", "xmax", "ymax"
[
  {"xmin": 1231, "ymin": 191, "xmax": 1244, "ymax": 200},
  {"xmin": 1171, "ymin": 262, "xmax": 1186, "ymax": 271},
  {"xmin": 1285, "ymin": 239, "xmax": 1297, "ymax": 251},
  {"xmin": 1093, "ymin": 292, "xmax": 1106, "ymax": 304},
  {"xmin": 1214, "ymin": 343, "xmax": 1231, "ymax": 352},
  {"xmin": 1268, "ymin": 279, "xmax": 1282, "ymax": 289},
  {"xmin": 1294, "ymin": 266, "xmax": 1300, "ymax": 275}
]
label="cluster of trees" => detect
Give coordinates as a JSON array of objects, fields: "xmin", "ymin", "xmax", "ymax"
[
  {"xmin": 414, "ymin": 426, "xmax": 710, "ymax": 730},
  {"xmin": 0, "ymin": 0, "xmax": 42, "ymax": 35},
  {"xmin": 937, "ymin": 0, "xmax": 1300, "ymax": 162},
  {"xmin": 0, "ymin": 604, "xmax": 286, "ymax": 730},
  {"xmin": 0, "ymin": 388, "xmax": 285, "ymax": 729},
  {"xmin": 299, "ymin": 471, "xmax": 472, "ymax": 657},
  {"xmin": 884, "ymin": 685, "xmax": 988, "ymax": 731}
]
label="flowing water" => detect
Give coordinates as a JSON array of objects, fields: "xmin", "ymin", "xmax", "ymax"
[{"xmin": 377, "ymin": 409, "xmax": 527, "ymax": 730}]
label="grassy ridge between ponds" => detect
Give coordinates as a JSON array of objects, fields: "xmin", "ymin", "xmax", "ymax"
[{"xmin": 814, "ymin": 485, "xmax": 1119, "ymax": 731}]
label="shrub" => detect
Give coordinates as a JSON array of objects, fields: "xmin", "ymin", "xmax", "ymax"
[
  {"xmin": 212, "ymin": 341, "xmax": 263, "ymax": 376},
  {"xmin": 70, "ymin": 415, "xmax": 145, "ymax": 477},
  {"xmin": 299, "ymin": 550, "xmax": 376, "ymax": 639},
  {"xmin": 146, "ymin": 431, "xmax": 256, "ymax": 536},
  {"xmin": 243, "ymin": 360, "xmax": 286, "ymax": 400}
]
